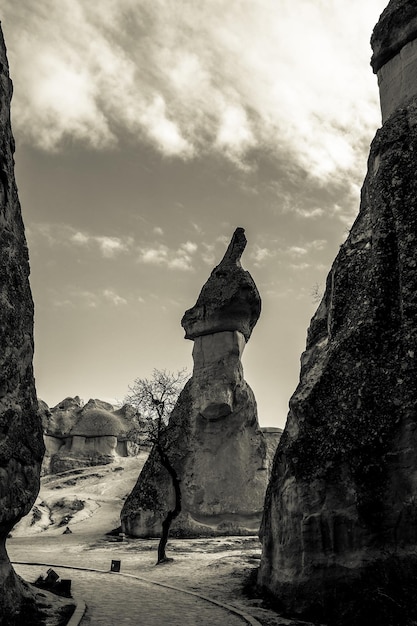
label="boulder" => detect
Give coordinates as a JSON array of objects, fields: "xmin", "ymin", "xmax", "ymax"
[
  {"xmin": 0, "ymin": 26, "xmax": 44, "ymax": 621},
  {"xmin": 122, "ymin": 228, "xmax": 271, "ymax": 537},
  {"xmin": 258, "ymin": 3, "xmax": 417, "ymax": 623}
]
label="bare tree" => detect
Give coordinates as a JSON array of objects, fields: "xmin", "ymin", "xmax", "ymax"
[
  {"xmin": 125, "ymin": 368, "xmax": 189, "ymax": 564},
  {"xmin": 310, "ymin": 282, "xmax": 324, "ymax": 304}
]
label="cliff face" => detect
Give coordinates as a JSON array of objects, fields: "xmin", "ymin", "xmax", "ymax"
[
  {"xmin": 258, "ymin": 3, "xmax": 417, "ymax": 623},
  {"xmin": 121, "ymin": 229, "xmax": 271, "ymax": 537},
  {"xmin": 0, "ymin": 25, "xmax": 44, "ymax": 621}
]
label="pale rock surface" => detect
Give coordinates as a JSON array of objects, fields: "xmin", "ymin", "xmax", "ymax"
[
  {"xmin": 41, "ymin": 397, "xmax": 146, "ymax": 474},
  {"xmin": 121, "ymin": 228, "xmax": 272, "ymax": 537},
  {"xmin": 0, "ymin": 25, "xmax": 44, "ymax": 621},
  {"xmin": 371, "ymin": 0, "xmax": 417, "ymax": 121},
  {"xmin": 259, "ymin": 2, "xmax": 417, "ymax": 623}
]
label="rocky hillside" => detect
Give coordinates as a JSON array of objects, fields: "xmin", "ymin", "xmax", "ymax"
[{"xmin": 39, "ymin": 397, "xmax": 150, "ymax": 474}]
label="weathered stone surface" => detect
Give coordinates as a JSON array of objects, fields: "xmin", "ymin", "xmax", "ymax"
[
  {"xmin": 182, "ymin": 227, "xmax": 261, "ymax": 341},
  {"xmin": 258, "ymin": 4, "xmax": 417, "ymax": 622},
  {"xmin": 260, "ymin": 427, "xmax": 283, "ymax": 470},
  {"xmin": 121, "ymin": 229, "xmax": 271, "ymax": 537},
  {"xmin": 41, "ymin": 397, "xmax": 145, "ymax": 474},
  {"xmin": 371, "ymin": 0, "xmax": 417, "ymax": 73},
  {"xmin": 0, "ymin": 25, "xmax": 44, "ymax": 621},
  {"xmin": 372, "ymin": 1, "xmax": 417, "ymax": 122}
]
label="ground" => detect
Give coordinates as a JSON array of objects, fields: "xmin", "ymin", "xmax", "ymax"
[{"xmin": 9, "ymin": 454, "xmax": 315, "ymax": 625}]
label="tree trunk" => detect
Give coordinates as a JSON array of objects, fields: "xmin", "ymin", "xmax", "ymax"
[{"xmin": 156, "ymin": 446, "xmax": 181, "ymax": 564}]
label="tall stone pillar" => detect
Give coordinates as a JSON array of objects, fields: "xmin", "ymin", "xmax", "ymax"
[
  {"xmin": 121, "ymin": 228, "xmax": 270, "ymax": 537},
  {"xmin": 0, "ymin": 24, "xmax": 44, "ymax": 621},
  {"xmin": 258, "ymin": 2, "xmax": 417, "ymax": 624}
]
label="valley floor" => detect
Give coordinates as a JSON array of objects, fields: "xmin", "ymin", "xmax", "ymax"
[{"xmin": 8, "ymin": 456, "xmax": 314, "ymax": 626}]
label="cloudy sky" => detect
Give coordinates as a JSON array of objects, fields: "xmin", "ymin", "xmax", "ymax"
[{"xmin": 2, "ymin": 0, "xmax": 387, "ymax": 427}]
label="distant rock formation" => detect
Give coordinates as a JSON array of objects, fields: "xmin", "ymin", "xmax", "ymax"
[
  {"xmin": 0, "ymin": 26, "xmax": 44, "ymax": 621},
  {"xmin": 41, "ymin": 397, "xmax": 147, "ymax": 474},
  {"xmin": 121, "ymin": 228, "xmax": 277, "ymax": 537},
  {"xmin": 258, "ymin": 2, "xmax": 417, "ymax": 623}
]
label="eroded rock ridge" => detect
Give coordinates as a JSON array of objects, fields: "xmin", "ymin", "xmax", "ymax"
[
  {"xmin": 258, "ymin": 2, "xmax": 417, "ymax": 623},
  {"xmin": 0, "ymin": 25, "xmax": 44, "ymax": 621}
]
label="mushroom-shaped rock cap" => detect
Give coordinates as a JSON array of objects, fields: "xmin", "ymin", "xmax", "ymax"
[
  {"xmin": 181, "ymin": 227, "xmax": 261, "ymax": 341},
  {"xmin": 71, "ymin": 408, "xmax": 128, "ymax": 438},
  {"xmin": 371, "ymin": 0, "xmax": 417, "ymax": 73}
]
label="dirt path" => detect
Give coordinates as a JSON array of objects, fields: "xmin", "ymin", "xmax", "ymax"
[{"xmin": 14, "ymin": 564, "xmax": 254, "ymax": 626}]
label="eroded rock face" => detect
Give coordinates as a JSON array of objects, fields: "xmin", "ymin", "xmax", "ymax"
[
  {"xmin": 182, "ymin": 227, "xmax": 261, "ymax": 341},
  {"xmin": 258, "ymin": 3, "xmax": 417, "ymax": 622},
  {"xmin": 121, "ymin": 228, "xmax": 270, "ymax": 537},
  {"xmin": 371, "ymin": 0, "xmax": 417, "ymax": 122},
  {"xmin": 0, "ymin": 26, "xmax": 44, "ymax": 620},
  {"xmin": 41, "ymin": 397, "xmax": 146, "ymax": 474}
]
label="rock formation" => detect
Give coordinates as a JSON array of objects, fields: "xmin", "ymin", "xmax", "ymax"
[
  {"xmin": 371, "ymin": 0, "xmax": 417, "ymax": 122},
  {"xmin": 0, "ymin": 26, "xmax": 45, "ymax": 621},
  {"xmin": 258, "ymin": 2, "xmax": 417, "ymax": 624},
  {"xmin": 121, "ymin": 228, "xmax": 273, "ymax": 537},
  {"xmin": 41, "ymin": 397, "xmax": 146, "ymax": 474}
]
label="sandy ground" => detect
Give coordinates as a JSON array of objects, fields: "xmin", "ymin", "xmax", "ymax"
[{"xmin": 8, "ymin": 454, "xmax": 314, "ymax": 626}]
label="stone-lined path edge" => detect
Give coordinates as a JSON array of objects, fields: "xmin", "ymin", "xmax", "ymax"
[{"xmin": 12, "ymin": 561, "xmax": 262, "ymax": 626}]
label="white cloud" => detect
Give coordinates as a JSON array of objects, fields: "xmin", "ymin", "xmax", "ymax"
[
  {"xmin": 296, "ymin": 207, "xmax": 325, "ymax": 219},
  {"xmin": 284, "ymin": 240, "xmax": 327, "ymax": 259},
  {"xmin": 72, "ymin": 231, "xmax": 90, "ymax": 245},
  {"xmin": 215, "ymin": 104, "xmax": 255, "ymax": 164},
  {"xmin": 3, "ymin": 0, "xmax": 386, "ymax": 177},
  {"xmin": 103, "ymin": 289, "xmax": 127, "ymax": 306},
  {"xmin": 35, "ymin": 225, "xmax": 133, "ymax": 257},
  {"xmin": 288, "ymin": 246, "xmax": 308, "ymax": 257},
  {"xmin": 309, "ymin": 239, "xmax": 327, "ymax": 251},
  {"xmin": 138, "ymin": 242, "xmax": 196, "ymax": 271},
  {"xmin": 168, "ymin": 257, "xmax": 193, "ymax": 271},
  {"xmin": 290, "ymin": 262, "xmax": 311, "ymax": 271},
  {"xmin": 139, "ymin": 245, "xmax": 169, "ymax": 266},
  {"xmin": 52, "ymin": 298, "xmax": 75, "ymax": 308},
  {"xmin": 51, "ymin": 286, "xmax": 128, "ymax": 308},
  {"xmin": 251, "ymin": 245, "xmax": 276, "ymax": 266},
  {"xmin": 153, "ymin": 226, "xmax": 164, "ymax": 236},
  {"xmin": 201, "ymin": 244, "xmax": 216, "ymax": 266},
  {"xmin": 59, "ymin": 288, "xmax": 99, "ymax": 309},
  {"xmin": 95, "ymin": 236, "xmax": 132, "ymax": 258},
  {"xmin": 180, "ymin": 241, "xmax": 198, "ymax": 254},
  {"xmin": 140, "ymin": 95, "xmax": 193, "ymax": 158}
]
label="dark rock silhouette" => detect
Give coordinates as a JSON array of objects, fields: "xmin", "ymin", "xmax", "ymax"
[
  {"xmin": 0, "ymin": 25, "xmax": 44, "ymax": 621},
  {"xmin": 121, "ymin": 228, "xmax": 276, "ymax": 537},
  {"xmin": 258, "ymin": 2, "xmax": 417, "ymax": 623}
]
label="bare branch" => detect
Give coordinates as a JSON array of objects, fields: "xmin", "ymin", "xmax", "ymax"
[{"xmin": 124, "ymin": 368, "xmax": 190, "ymax": 443}]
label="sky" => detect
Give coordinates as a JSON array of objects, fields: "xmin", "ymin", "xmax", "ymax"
[{"xmin": 1, "ymin": 0, "xmax": 387, "ymax": 428}]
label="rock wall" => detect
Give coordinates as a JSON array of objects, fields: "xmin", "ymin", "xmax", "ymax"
[
  {"xmin": 0, "ymin": 25, "xmax": 44, "ymax": 621},
  {"xmin": 121, "ymin": 228, "xmax": 272, "ymax": 537},
  {"xmin": 258, "ymin": 2, "xmax": 417, "ymax": 623}
]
